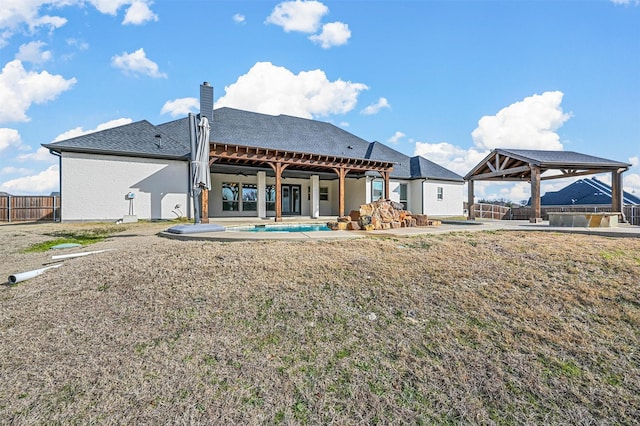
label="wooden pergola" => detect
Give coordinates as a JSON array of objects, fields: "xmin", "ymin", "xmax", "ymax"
[
  {"xmin": 201, "ymin": 143, "xmax": 394, "ymax": 222},
  {"xmin": 465, "ymin": 149, "xmax": 631, "ymax": 222}
]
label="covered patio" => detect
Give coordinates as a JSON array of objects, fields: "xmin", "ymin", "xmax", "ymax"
[
  {"xmin": 201, "ymin": 143, "xmax": 395, "ymax": 222},
  {"xmin": 465, "ymin": 149, "xmax": 631, "ymax": 222}
]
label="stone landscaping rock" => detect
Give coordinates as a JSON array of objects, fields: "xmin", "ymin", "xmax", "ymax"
[
  {"xmin": 414, "ymin": 214, "xmax": 430, "ymax": 226},
  {"xmin": 328, "ymin": 199, "xmax": 440, "ymax": 231},
  {"xmin": 347, "ymin": 221, "xmax": 361, "ymax": 230}
]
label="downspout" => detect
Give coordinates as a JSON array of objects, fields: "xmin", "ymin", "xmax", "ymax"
[{"xmin": 49, "ymin": 149, "xmax": 62, "ymax": 222}]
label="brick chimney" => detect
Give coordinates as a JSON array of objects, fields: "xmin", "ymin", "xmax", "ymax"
[{"xmin": 200, "ymin": 82, "xmax": 213, "ymax": 123}]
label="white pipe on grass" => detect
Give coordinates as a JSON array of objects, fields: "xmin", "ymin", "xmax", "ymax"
[
  {"xmin": 51, "ymin": 249, "xmax": 115, "ymax": 260},
  {"xmin": 8, "ymin": 264, "xmax": 62, "ymax": 284}
]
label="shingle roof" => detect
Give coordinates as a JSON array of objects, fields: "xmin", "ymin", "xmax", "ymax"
[
  {"xmin": 497, "ymin": 149, "xmax": 630, "ymax": 168},
  {"xmin": 410, "ymin": 156, "xmax": 464, "ymax": 182},
  {"xmin": 532, "ymin": 177, "xmax": 640, "ymax": 206},
  {"xmin": 43, "ymin": 120, "xmax": 190, "ymax": 159},
  {"xmin": 465, "ymin": 148, "xmax": 631, "ymax": 181},
  {"xmin": 42, "ymin": 107, "xmax": 463, "ymax": 181},
  {"xmin": 211, "ymin": 107, "xmax": 373, "ymax": 159}
]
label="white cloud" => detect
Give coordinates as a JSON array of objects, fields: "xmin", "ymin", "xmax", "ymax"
[
  {"xmin": 265, "ymin": 0, "xmax": 328, "ymax": 33},
  {"xmin": 233, "ymin": 13, "xmax": 245, "ymax": 24},
  {"xmin": 471, "ymin": 91, "xmax": 571, "ymax": 151},
  {"xmin": 0, "ymin": 1, "xmax": 158, "ymax": 46},
  {"xmin": 216, "ymin": 62, "xmax": 368, "ymax": 119},
  {"xmin": 624, "ymin": 172, "xmax": 640, "ymax": 196},
  {"xmin": 0, "ymin": 59, "xmax": 76, "ymax": 123},
  {"xmin": 1, "ymin": 166, "xmax": 32, "ymax": 176},
  {"xmin": 15, "ymin": 41, "xmax": 52, "ymax": 64},
  {"xmin": 361, "ymin": 97, "xmax": 390, "ymax": 115},
  {"xmin": 52, "ymin": 117, "xmax": 133, "ymax": 142},
  {"xmin": 309, "ymin": 21, "xmax": 351, "ymax": 48},
  {"xmin": 111, "ymin": 48, "xmax": 167, "ymax": 78},
  {"xmin": 629, "ymin": 156, "xmax": 639, "ymax": 167},
  {"xmin": 0, "ymin": 164, "xmax": 59, "ymax": 195},
  {"xmin": 89, "ymin": 0, "xmax": 131, "ymax": 15},
  {"xmin": 161, "ymin": 97, "xmax": 198, "ymax": 117},
  {"xmin": 414, "ymin": 141, "xmax": 485, "ymax": 177},
  {"xmin": 123, "ymin": 0, "xmax": 158, "ymax": 25},
  {"xmin": 611, "ymin": 0, "xmax": 640, "ymax": 5},
  {"xmin": 0, "ymin": 128, "xmax": 22, "ymax": 152},
  {"xmin": 0, "ymin": 0, "xmax": 68, "ymax": 46},
  {"xmin": 387, "ymin": 131, "xmax": 405, "ymax": 145},
  {"xmin": 66, "ymin": 38, "xmax": 89, "ymax": 51},
  {"xmin": 88, "ymin": 0, "xmax": 158, "ymax": 24},
  {"xmin": 17, "ymin": 146, "xmax": 56, "ymax": 162}
]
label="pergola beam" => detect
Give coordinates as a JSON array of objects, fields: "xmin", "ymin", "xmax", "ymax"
[{"xmin": 209, "ymin": 142, "xmax": 394, "ymax": 221}]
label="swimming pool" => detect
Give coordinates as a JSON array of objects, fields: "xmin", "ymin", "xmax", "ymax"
[{"xmin": 228, "ymin": 223, "xmax": 330, "ymax": 233}]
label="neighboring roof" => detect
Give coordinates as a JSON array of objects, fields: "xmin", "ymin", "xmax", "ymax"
[
  {"xmin": 43, "ymin": 120, "xmax": 190, "ymax": 160},
  {"xmin": 465, "ymin": 148, "xmax": 631, "ymax": 181},
  {"xmin": 530, "ymin": 177, "xmax": 640, "ymax": 206}
]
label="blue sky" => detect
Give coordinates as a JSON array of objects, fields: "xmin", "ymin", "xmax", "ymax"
[{"xmin": 1, "ymin": 0, "xmax": 639, "ymax": 203}]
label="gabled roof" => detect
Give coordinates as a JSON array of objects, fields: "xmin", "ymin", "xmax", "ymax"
[
  {"xmin": 43, "ymin": 120, "xmax": 190, "ymax": 160},
  {"xmin": 495, "ymin": 149, "xmax": 630, "ymax": 168},
  {"xmin": 465, "ymin": 148, "xmax": 630, "ymax": 181},
  {"xmin": 41, "ymin": 107, "xmax": 463, "ymax": 181},
  {"xmin": 532, "ymin": 177, "xmax": 640, "ymax": 206}
]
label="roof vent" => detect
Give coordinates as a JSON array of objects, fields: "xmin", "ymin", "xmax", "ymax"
[{"xmin": 155, "ymin": 134, "xmax": 162, "ymax": 148}]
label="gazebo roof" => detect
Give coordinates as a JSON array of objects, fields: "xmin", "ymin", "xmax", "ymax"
[{"xmin": 465, "ymin": 149, "xmax": 630, "ymax": 181}]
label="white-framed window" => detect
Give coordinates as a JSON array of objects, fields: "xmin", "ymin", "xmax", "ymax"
[
  {"xmin": 399, "ymin": 183, "xmax": 408, "ymax": 210},
  {"xmin": 437, "ymin": 186, "xmax": 444, "ymax": 201},
  {"xmin": 372, "ymin": 179, "xmax": 384, "ymax": 201}
]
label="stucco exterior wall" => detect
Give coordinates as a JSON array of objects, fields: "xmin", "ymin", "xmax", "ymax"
[
  {"xmin": 422, "ymin": 180, "xmax": 464, "ymax": 216},
  {"xmin": 61, "ymin": 152, "xmax": 189, "ymax": 221},
  {"xmin": 344, "ymin": 178, "xmax": 366, "ymax": 215}
]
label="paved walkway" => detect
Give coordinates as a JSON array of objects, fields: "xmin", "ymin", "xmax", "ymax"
[{"xmin": 159, "ymin": 218, "xmax": 640, "ymax": 242}]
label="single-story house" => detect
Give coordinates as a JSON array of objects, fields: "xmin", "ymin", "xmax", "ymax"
[
  {"xmin": 43, "ymin": 83, "xmax": 464, "ymax": 222},
  {"xmin": 529, "ymin": 177, "xmax": 640, "ymax": 207}
]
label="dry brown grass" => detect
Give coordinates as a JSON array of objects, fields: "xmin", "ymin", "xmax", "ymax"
[{"xmin": 1, "ymin": 223, "xmax": 639, "ymax": 424}]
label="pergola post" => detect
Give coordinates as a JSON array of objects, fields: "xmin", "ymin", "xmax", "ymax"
[
  {"xmin": 333, "ymin": 167, "xmax": 348, "ymax": 217},
  {"xmin": 201, "ymin": 189, "xmax": 209, "ymax": 223},
  {"xmin": 611, "ymin": 169, "xmax": 622, "ymax": 213},
  {"xmin": 273, "ymin": 162, "xmax": 287, "ymax": 222},
  {"xmin": 467, "ymin": 179, "xmax": 475, "ymax": 220},
  {"xmin": 382, "ymin": 171, "xmax": 390, "ymax": 200},
  {"xmin": 530, "ymin": 165, "xmax": 542, "ymax": 222}
]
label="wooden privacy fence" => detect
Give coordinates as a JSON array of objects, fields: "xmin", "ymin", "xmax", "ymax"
[
  {"xmin": 0, "ymin": 196, "xmax": 61, "ymax": 222},
  {"xmin": 467, "ymin": 202, "xmax": 640, "ymax": 226}
]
